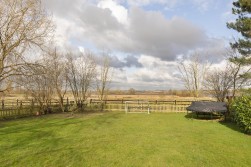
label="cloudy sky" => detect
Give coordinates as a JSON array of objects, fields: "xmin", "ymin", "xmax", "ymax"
[{"xmin": 42, "ymin": 0, "xmax": 237, "ymax": 90}]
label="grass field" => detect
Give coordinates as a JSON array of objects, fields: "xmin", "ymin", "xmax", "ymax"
[
  {"xmin": 2, "ymin": 92, "xmax": 214, "ymax": 101},
  {"xmin": 0, "ymin": 112, "xmax": 250, "ymax": 167}
]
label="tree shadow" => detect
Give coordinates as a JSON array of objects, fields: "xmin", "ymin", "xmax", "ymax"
[
  {"xmin": 185, "ymin": 113, "xmax": 248, "ymax": 135},
  {"xmin": 218, "ymin": 120, "xmax": 246, "ymax": 134}
]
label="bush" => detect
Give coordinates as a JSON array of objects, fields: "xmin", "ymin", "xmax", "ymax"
[{"xmin": 230, "ymin": 96, "xmax": 251, "ymax": 134}]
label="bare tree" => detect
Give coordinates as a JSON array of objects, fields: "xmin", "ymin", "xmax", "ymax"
[
  {"xmin": 178, "ymin": 52, "xmax": 210, "ymax": 98},
  {"xmin": 204, "ymin": 65, "xmax": 234, "ymax": 102},
  {"xmin": 96, "ymin": 55, "xmax": 112, "ymax": 110},
  {"xmin": 0, "ymin": 0, "xmax": 54, "ymax": 92},
  {"xmin": 45, "ymin": 48, "xmax": 68, "ymax": 112},
  {"xmin": 16, "ymin": 47, "xmax": 67, "ymax": 113},
  {"xmin": 17, "ymin": 63, "xmax": 53, "ymax": 114},
  {"xmin": 128, "ymin": 88, "xmax": 136, "ymax": 95},
  {"xmin": 66, "ymin": 52, "xmax": 96, "ymax": 110}
]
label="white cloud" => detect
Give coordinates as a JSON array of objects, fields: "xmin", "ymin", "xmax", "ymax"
[
  {"xmin": 52, "ymin": 17, "xmax": 76, "ymax": 48},
  {"xmin": 42, "ymin": 0, "xmax": 229, "ymax": 90},
  {"xmin": 44, "ymin": 0, "xmax": 223, "ymax": 62},
  {"xmin": 116, "ymin": 0, "xmax": 218, "ymax": 12},
  {"xmin": 123, "ymin": 55, "xmax": 183, "ymax": 89},
  {"xmin": 78, "ymin": 46, "xmax": 85, "ymax": 53},
  {"xmin": 123, "ymin": 0, "xmax": 178, "ymax": 8},
  {"xmin": 192, "ymin": 0, "xmax": 214, "ymax": 11},
  {"xmin": 98, "ymin": 0, "xmax": 129, "ymax": 25}
]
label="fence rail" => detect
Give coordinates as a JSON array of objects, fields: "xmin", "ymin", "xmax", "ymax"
[
  {"xmin": 0, "ymin": 98, "xmax": 214, "ymax": 119},
  {"xmin": 104, "ymin": 103, "xmax": 191, "ymax": 112}
]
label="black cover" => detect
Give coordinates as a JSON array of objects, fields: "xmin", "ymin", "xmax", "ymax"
[{"xmin": 186, "ymin": 101, "xmax": 227, "ymax": 113}]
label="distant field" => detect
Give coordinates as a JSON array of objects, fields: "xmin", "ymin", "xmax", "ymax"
[
  {"xmin": 1, "ymin": 93, "xmax": 214, "ymax": 101},
  {"xmin": 105, "ymin": 94, "xmax": 214, "ymax": 101},
  {"xmin": 0, "ymin": 112, "xmax": 250, "ymax": 167}
]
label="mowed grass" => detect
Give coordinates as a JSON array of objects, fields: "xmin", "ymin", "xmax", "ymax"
[{"xmin": 0, "ymin": 112, "xmax": 250, "ymax": 167}]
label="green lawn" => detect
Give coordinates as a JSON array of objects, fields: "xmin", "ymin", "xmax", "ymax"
[{"xmin": 0, "ymin": 112, "xmax": 250, "ymax": 167}]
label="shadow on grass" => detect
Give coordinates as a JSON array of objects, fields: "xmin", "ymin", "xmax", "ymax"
[
  {"xmin": 218, "ymin": 120, "xmax": 246, "ymax": 134},
  {"xmin": 0, "ymin": 114, "xmax": 84, "ymax": 135},
  {"xmin": 185, "ymin": 113, "xmax": 246, "ymax": 134},
  {"xmin": 185, "ymin": 113, "xmax": 223, "ymax": 121},
  {"xmin": 0, "ymin": 112, "xmax": 121, "ymax": 136}
]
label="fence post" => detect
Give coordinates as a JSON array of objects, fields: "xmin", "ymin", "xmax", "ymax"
[
  {"xmin": 67, "ymin": 97, "xmax": 69, "ymax": 105},
  {"xmin": 31, "ymin": 99, "xmax": 34, "ymax": 115},
  {"xmin": 89, "ymin": 99, "xmax": 92, "ymax": 110},
  {"xmin": 66, "ymin": 97, "xmax": 69, "ymax": 112},
  {"xmin": 18, "ymin": 100, "xmax": 22, "ymax": 116},
  {"xmin": 2, "ymin": 100, "xmax": 4, "ymax": 110}
]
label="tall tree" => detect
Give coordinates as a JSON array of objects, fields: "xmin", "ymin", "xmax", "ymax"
[
  {"xmin": 96, "ymin": 55, "xmax": 112, "ymax": 110},
  {"xmin": 17, "ymin": 62, "xmax": 54, "ymax": 114},
  {"xmin": 45, "ymin": 48, "xmax": 68, "ymax": 112},
  {"xmin": 66, "ymin": 52, "xmax": 96, "ymax": 110},
  {"xmin": 178, "ymin": 52, "xmax": 210, "ymax": 98},
  {"xmin": 227, "ymin": 0, "xmax": 251, "ymax": 79},
  {"xmin": 0, "ymin": 0, "xmax": 54, "ymax": 92},
  {"xmin": 204, "ymin": 65, "xmax": 234, "ymax": 102}
]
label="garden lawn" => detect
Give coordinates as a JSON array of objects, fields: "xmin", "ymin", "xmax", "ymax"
[{"xmin": 0, "ymin": 112, "xmax": 250, "ymax": 167}]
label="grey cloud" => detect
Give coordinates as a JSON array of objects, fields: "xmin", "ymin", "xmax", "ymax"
[
  {"xmin": 108, "ymin": 55, "xmax": 126, "ymax": 68},
  {"xmin": 124, "ymin": 55, "xmax": 142, "ymax": 67},
  {"xmin": 77, "ymin": 6, "xmax": 212, "ymax": 62},
  {"xmin": 43, "ymin": 0, "xmax": 225, "ymax": 64},
  {"xmin": 140, "ymin": 75, "xmax": 166, "ymax": 83},
  {"xmin": 42, "ymin": 0, "xmax": 81, "ymax": 17},
  {"xmin": 127, "ymin": 7, "xmax": 208, "ymax": 61},
  {"xmin": 102, "ymin": 55, "xmax": 142, "ymax": 68},
  {"xmin": 182, "ymin": 38, "xmax": 227, "ymax": 64},
  {"xmin": 78, "ymin": 4, "xmax": 121, "ymax": 32}
]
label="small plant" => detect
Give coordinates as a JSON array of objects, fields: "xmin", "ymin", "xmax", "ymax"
[{"xmin": 230, "ymin": 96, "xmax": 251, "ymax": 134}]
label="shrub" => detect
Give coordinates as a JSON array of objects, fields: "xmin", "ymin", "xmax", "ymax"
[{"xmin": 230, "ymin": 96, "xmax": 251, "ymax": 134}]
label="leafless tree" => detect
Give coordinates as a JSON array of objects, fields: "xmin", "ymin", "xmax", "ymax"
[
  {"xmin": 45, "ymin": 48, "xmax": 68, "ymax": 112},
  {"xmin": 96, "ymin": 55, "xmax": 112, "ymax": 110},
  {"xmin": 178, "ymin": 52, "xmax": 210, "ymax": 98},
  {"xmin": 128, "ymin": 88, "xmax": 136, "ymax": 95},
  {"xmin": 66, "ymin": 52, "xmax": 96, "ymax": 110},
  {"xmin": 204, "ymin": 65, "xmax": 234, "ymax": 102},
  {"xmin": 17, "ymin": 62, "xmax": 53, "ymax": 114},
  {"xmin": 16, "ymin": 47, "xmax": 67, "ymax": 113},
  {"xmin": 0, "ymin": 0, "xmax": 54, "ymax": 92}
]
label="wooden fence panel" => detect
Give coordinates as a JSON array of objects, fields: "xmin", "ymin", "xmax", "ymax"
[{"xmin": 0, "ymin": 98, "xmax": 203, "ymax": 119}]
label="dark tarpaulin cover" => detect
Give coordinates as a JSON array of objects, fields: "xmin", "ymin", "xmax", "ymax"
[{"xmin": 186, "ymin": 101, "xmax": 227, "ymax": 113}]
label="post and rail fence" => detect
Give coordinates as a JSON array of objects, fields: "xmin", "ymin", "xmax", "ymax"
[{"xmin": 0, "ymin": 98, "xmax": 214, "ymax": 119}]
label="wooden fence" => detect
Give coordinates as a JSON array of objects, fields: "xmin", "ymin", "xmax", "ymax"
[
  {"xmin": 103, "ymin": 101, "xmax": 193, "ymax": 113},
  {"xmin": 0, "ymin": 99, "xmax": 62, "ymax": 119},
  {"xmin": 0, "ymin": 98, "xmax": 213, "ymax": 119}
]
